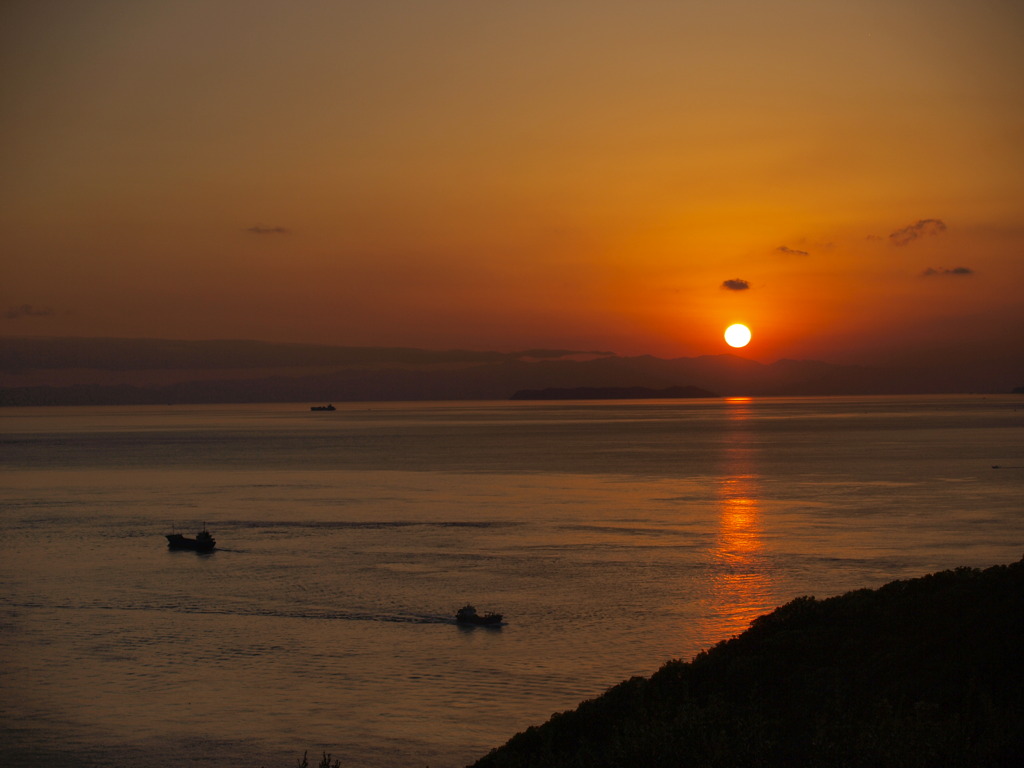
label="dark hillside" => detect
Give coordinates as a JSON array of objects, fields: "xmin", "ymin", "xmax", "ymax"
[{"xmin": 471, "ymin": 558, "xmax": 1024, "ymax": 768}]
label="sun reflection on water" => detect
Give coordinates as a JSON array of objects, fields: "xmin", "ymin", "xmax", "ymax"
[{"xmin": 702, "ymin": 399, "xmax": 774, "ymax": 647}]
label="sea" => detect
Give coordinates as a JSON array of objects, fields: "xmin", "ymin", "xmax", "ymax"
[{"xmin": 1, "ymin": 395, "xmax": 1022, "ymax": 768}]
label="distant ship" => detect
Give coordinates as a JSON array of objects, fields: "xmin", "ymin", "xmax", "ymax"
[
  {"xmin": 166, "ymin": 525, "xmax": 216, "ymax": 552},
  {"xmin": 310, "ymin": 404, "xmax": 336, "ymax": 411},
  {"xmin": 455, "ymin": 605, "xmax": 503, "ymax": 626}
]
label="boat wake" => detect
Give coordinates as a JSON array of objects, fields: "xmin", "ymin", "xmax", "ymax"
[{"xmin": 6, "ymin": 600, "xmax": 460, "ymax": 625}]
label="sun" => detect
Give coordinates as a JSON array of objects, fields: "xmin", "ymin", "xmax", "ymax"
[{"xmin": 724, "ymin": 323, "xmax": 752, "ymax": 348}]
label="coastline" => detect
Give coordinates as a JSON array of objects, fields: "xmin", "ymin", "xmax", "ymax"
[{"xmin": 469, "ymin": 557, "xmax": 1024, "ymax": 767}]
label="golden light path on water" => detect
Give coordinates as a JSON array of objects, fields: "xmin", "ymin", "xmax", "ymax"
[{"xmin": 709, "ymin": 397, "xmax": 772, "ymax": 640}]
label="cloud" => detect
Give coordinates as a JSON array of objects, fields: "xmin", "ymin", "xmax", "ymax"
[
  {"xmin": 921, "ymin": 266, "xmax": 974, "ymax": 277},
  {"xmin": 776, "ymin": 245, "xmax": 809, "ymax": 257},
  {"xmin": 721, "ymin": 278, "xmax": 750, "ymax": 291},
  {"xmin": 5, "ymin": 304, "xmax": 55, "ymax": 320},
  {"xmin": 889, "ymin": 219, "xmax": 947, "ymax": 246},
  {"xmin": 246, "ymin": 225, "xmax": 290, "ymax": 234}
]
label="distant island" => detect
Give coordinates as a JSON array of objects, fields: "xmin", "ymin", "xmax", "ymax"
[
  {"xmin": 510, "ymin": 385, "xmax": 718, "ymax": 400},
  {"xmin": 2, "ymin": 336, "xmax": 1023, "ymax": 404},
  {"xmin": 469, "ymin": 557, "xmax": 1024, "ymax": 768}
]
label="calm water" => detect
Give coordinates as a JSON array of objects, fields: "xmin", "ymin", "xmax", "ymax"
[{"xmin": 1, "ymin": 396, "xmax": 1022, "ymax": 767}]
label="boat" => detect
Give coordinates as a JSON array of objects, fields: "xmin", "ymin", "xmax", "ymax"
[
  {"xmin": 166, "ymin": 525, "xmax": 216, "ymax": 552},
  {"xmin": 310, "ymin": 404, "xmax": 336, "ymax": 411},
  {"xmin": 455, "ymin": 604, "xmax": 503, "ymax": 626}
]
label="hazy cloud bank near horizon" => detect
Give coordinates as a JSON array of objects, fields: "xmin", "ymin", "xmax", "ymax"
[
  {"xmin": 921, "ymin": 266, "xmax": 973, "ymax": 277},
  {"xmin": 246, "ymin": 225, "xmax": 291, "ymax": 235},
  {"xmin": 5, "ymin": 304, "xmax": 54, "ymax": 320}
]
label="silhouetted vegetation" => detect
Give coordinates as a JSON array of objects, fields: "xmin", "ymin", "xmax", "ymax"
[
  {"xmin": 272, "ymin": 752, "xmax": 340, "ymax": 768},
  {"xmin": 471, "ymin": 558, "xmax": 1024, "ymax": 767}
]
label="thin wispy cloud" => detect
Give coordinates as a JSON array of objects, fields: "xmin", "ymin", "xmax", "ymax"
[
  {"xmin": 721, "ymin": 278, "xmax": 750, "ymax": 291},
  {"xmin": 5, "ymin": 304, "xmax": 54, "ymax": 320},
  {"xmin": 889, "ymin": 219, "xmax": 947, "ymax": 246},
  {"xmin": 246, "ymin": 225, "xmax": 291, "ymax": 235},
  {"xmin": 921, "ymin": 266, "xmax": 974, "ymax": 277},
  {"xmin": 776, "ymin": 245, "xmax": 809, "ymax": 257}
]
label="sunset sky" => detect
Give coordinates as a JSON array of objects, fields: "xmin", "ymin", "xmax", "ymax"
[{"xmin": 3, "ymin": 0, "xmax": 1022, "ymax": 369}]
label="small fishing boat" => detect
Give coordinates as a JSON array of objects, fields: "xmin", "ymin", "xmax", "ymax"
[
  {"xmin": 166, "ymin": 525, "xmax": 216, "ymax": 552},
  {"xmin": 455, "ymin": 604, "xmax": 503, "ymax": 626}
]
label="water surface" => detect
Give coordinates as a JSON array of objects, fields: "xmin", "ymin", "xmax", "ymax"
[{"xmin": 2, "ymin": 396, "xmax": 1022, "ymax": 767}]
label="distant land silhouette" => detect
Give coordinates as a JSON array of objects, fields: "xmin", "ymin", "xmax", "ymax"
[
  {"xmin": 1, "ymin": 337, "xmax": 1021, "ymax": 405},
  {"xmin": 511, "ymin": 385, "xmax": 718, "ymax": 400}
]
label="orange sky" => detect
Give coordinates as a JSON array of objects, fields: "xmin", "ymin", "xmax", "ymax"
[{"xmin": 3, "ymin": 1, "xmax": 1023, "ymax": 368}]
